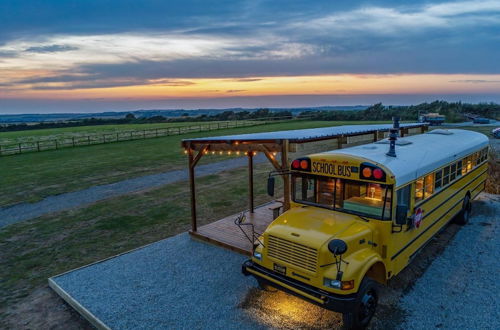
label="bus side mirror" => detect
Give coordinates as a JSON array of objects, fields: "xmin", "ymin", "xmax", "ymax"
[
  {"xmin": 395, "ymin": 205, "xmax": 408, "ymax": 225},
  {"xmin": 267, "ymin": 176, "xmax": 275, "ymax": 196}
]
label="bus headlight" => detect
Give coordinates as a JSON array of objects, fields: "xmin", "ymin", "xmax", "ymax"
[
  {"xmin": 324, "ymin": 278, "xmax": 342, "ymax": 289},
  {"xmin": 253, "ymin": 251, "xmax": 262, "ymax": 260},
  {"xmin": 324, "ymin": 278, "xmax": 354, "ymax": 290}
]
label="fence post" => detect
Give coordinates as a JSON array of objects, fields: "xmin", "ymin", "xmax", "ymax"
[
  {"xmin": 55, "ymin": 140, "xmax": 58, "ymax": 150},
  {"xmin": 143, "ymin": 130, "xmax": 146, "ymax": 138},
  {"xmin": 155, "ymin": 128, "xmax": 158, "ymax": 137},
  {"xmin": 116, "ymin": 132, "xmax": 119, "ymax": 141},
  {"xmin": 87, "ymin": 136, "xmax": 90, "ymax": 145},
  {"xmin": 104, "ymin": 134, "xmax": 106, "ymax": 143},
  {"xmin": 0, "ymin": 144, "xmax": 2, "ymax": 156},
  {"xmin": 72, "ymin": 137, "xmax": 75, "ymax": 147},
  {"xmin": 37, "ymin": 141, "xmax": 40, "ymax": 152}
]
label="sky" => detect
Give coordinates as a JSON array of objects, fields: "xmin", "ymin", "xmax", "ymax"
[{"xmin": 0, "ymin": 0, "xmax": 500, "ymax": 114}]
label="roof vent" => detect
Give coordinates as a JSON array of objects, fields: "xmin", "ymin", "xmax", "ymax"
[
  {"xmin": 427, "ymin": 129, "xmax": 453, "ymax": 135},
  {"xmin": 386, "ymin": 117, "xmax": 399, "ymax": 157},
  {"xmin": 376, "ymin": 138, "xmax": 412, "ymax": 146}
]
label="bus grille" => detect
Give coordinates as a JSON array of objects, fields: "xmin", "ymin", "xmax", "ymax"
[{"xmin": 267, "ymin": 235, "xmax": 318, "ymax": 273}]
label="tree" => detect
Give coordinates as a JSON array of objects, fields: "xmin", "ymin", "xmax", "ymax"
[{"xmin": 125, "ymin": 113, "xmax": 136, "ymax": 120}]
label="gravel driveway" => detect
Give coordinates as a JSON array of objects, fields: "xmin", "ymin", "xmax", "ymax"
[
  {"xmin": 400, "ymin": 193, "xmax": 499, "ymax": 329},
  {"xmin": 50, "ymin": 193, "xmax": 500, "ymax": 330},
  {"xmin": 0, "ymin": 155, "xmax": 266, "ymax": 228}
]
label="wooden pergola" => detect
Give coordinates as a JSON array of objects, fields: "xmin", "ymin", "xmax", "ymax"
[{"xmin": 181, "ymin": 123, "xmax": 428, "ymax": 253}]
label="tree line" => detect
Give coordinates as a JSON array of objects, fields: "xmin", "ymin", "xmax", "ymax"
[{"xmin": 1, "ymin": 101, "xmax": 498, "ymax": 132}]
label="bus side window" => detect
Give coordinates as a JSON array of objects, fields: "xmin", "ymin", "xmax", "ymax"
[
  {"xmin": 456, "ymin": 160, "xmax": 463, "ymax": 178},
  {"xmin": 415, "ymin": 178, "xmax": 424, "ymax": 203},
  {"xmin": 424, "ymin": 174, "xmax": 434, "ymax": 197},
  {"xmin": 466, "ymin": 156, "xmax": 473, "ymax": 172},
  {"xmin": 443, "ymin": 166, "xmax": 450, "ymax": 186},
  {"xmin": 450, "ymin": 163, "xmax": 456, "ymax": 181},
  {"xmin": 435, "ymin": 169, "xmax": 442, "ymax": 190},
  {"xmin": 397, "ymin": 185, "xmax": 411, "ymax": 215}
]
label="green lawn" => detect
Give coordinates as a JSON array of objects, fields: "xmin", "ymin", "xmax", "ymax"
[
  {"xmin": 0, "ymin": 162, "xmax": 279, "ymax": 316},
  {"xmin": 0, "ymin": 120, "xmax": 386, "ymax": 207}
]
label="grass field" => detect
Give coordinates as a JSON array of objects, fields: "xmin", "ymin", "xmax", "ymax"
[
  {"xmin": 0, "ymin": 120, "xmax": 258, "ymax": 143},
  {"xmin": 0, "ymin": 120, "xmax": 388, "ymax": 207}
]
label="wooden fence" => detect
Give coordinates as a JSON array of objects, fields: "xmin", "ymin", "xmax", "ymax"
[{"xmin": 0, "ymin": 117, "xmax": 300, "ymax": 156}]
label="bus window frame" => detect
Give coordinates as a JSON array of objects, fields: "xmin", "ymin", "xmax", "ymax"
[{"xmin": 291, "ymin": 173, "xmax": 393, "ymax": 221}]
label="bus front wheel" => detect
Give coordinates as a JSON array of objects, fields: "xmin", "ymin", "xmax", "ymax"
[
  {"xmin": 342, "ymin": 277, "xmax": 378, "ymax": 330},
  {"xmin": 454, "ymin": 195, "xmax": 471, "ymax": 225}
]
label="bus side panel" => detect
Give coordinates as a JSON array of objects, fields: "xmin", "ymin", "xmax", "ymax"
[{"xmin": 388, "ymin": 163, "xmax": 487, "ymax": 277}]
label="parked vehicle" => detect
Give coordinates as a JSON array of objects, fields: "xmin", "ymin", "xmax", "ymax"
[
  {"xmin": 492, "ymin": 127, "xmax": 500, "ymax": 138},
  {"xmin": 243, "ymin": 122, "xmax": 489, "ymax": 329},
  {"xmin": 473, "ymin": 117, "xmax": 490, "ymax": 124}
]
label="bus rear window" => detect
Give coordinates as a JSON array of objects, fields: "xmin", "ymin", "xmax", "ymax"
[{"xmin": 292, "ymin": 174, "xmax": 392, "ymax": 220}]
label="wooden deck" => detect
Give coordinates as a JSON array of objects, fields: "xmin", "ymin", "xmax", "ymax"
[{"xmin": 189, "ymin": 201, "xmax": 282, "ymax": 255}]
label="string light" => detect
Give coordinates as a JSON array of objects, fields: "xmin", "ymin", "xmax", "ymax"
[
  {"xmin": 253, "ymin": 151, "xmax": 257, "ymax": 156},
  {"xmin": 219, "ymin": 151, "xmax": 223, "ymax": 155},
  {"xmin": 272, "ymin": 152, "xmax": 277, "ymax": 156},
  {"xmin": 184, "ymin": 149, "xmax": 188, "ymax": 154},
  {"xmin": 236, "ymin": 151, "xmax": 240, "ymax": 155},
  {"xmin": 228, "ymin": 151, "xmax": 232, "ymax": 155},
  {"xmin": 211, "ymin": 151, "xmax": 215, "ymax": 154}
]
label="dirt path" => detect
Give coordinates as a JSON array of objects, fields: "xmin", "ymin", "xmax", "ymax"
[{"xmin": 0, "ymin": 155, "xmax": 266, "ymax": 228}]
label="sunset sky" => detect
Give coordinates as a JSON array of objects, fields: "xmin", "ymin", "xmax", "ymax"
[{"xmin": 1, "ymin": 0, "xmax": 500, "ymax": 113}]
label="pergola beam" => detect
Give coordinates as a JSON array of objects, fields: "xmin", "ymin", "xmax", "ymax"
[{"xmin": 262, "ymin": 145, "xmax": 282, "ymax": 171}]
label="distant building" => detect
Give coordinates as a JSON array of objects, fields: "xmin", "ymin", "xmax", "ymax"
[{"xmin": 419, "ymin": 112, "xmax": 445, "ymax": 126}]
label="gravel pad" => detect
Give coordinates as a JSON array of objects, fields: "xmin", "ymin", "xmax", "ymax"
[{"xmin": 51, "ymin": 233, "xmax": 267, "ymax": 330}]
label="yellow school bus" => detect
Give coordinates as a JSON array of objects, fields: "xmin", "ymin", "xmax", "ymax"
[{"xmin": 243, "ymin": 128, "xmax": 489, "ymax": 329}]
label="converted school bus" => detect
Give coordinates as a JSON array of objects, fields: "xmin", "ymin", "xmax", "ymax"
[{"xmin": 243, "ymin": 127, "xmax": 489, "ymax": 329}]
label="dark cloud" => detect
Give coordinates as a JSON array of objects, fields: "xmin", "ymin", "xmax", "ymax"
[
  {"xmin": 233, "ymin": 78, "xmax": 263, "ymax": 82},
  {"xmin": 226, "ymin": 89, "xmax": 246, "ymax": 93},
  {"xmin": 25, "ymin": 44, "xmax": 78, "ymax": 53},
  {"xmin": 450, "ymin": 80, "xmax": 500, "ymax": 84}
]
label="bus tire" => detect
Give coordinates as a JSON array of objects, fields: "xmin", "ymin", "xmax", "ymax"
[
  {"xmin": 454, "ymin": 195, "xmax": 471, "ymax": 225},
  {"xmin": 342, "ymin": 277, "xmax": 378, "ymax": 330}
]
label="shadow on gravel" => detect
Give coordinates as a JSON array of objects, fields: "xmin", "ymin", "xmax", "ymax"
[{"xmin": 238, "ymin": 201, "xmax": 485, "ymax": 329}]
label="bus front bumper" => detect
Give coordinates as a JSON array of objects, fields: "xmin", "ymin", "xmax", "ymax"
[{"xmin": 242, "ymin": 260, "xmax": 356, "ymax": 313}]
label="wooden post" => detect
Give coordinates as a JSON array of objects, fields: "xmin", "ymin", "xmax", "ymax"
[
  {"xmin": 248, "ymin": 152, "xmax": 254, "ymax": 213},
  {"xmin": 337, "ymin": 135, "xmax": 343, "ymax": 149},
  {"xmin": 373, "ymin": 131, "xmax": 378, "ymax": 142},
  {"xmin": 281, "ymin": 140, "xmax": 290, "ymax": 211},
  {"xmin": 188, "ymin": 146, "xmax": 197, "ymax": 232}
]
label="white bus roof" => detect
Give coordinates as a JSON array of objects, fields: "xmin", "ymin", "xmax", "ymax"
[{"xmin": 323, "ymin": 129, "xmax": 489, "ymax": 187}]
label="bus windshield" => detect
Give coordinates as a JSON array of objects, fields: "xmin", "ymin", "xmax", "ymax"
[{"xmin": 292, "ymin": 174, "xmax": 392, "ymax": 220}]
